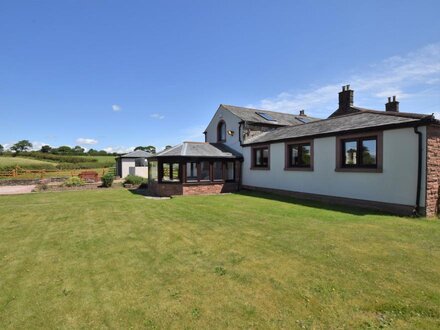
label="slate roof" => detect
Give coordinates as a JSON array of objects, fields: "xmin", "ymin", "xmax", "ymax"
[
  {"xmin": 329, "ymin": 105, "xmax": 429, "ymax": 119},
  {"xmin": 151, "ymin": 142, "xmax": 242, "ymax": 159},
  {"xmin": 119, "ymin": 150, "xmax": 152, "ymax": 158},
  {"xmin": 244, "ymin": 111, "xmax": 435, "ymax": 145},
  {"xmin": 220, "ymin": 104, "xmax": 321, "ymax": 126}
]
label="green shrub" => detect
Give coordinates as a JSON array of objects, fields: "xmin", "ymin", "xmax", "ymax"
[
  {"xmin": 56, "ymin": 162, "xmax": 95, "ymax": 170},
  {"xmin": 21, "ymin": 152, "xmax": 98, "ymax": 164},
  {"xmin": 0, "ymin": 163, "xmax": 57, "ymax": 171},
  {"xmin": 101, "ymin": 173, "xmax": 114, "ymax": 187},
  {"xmin": 124, "ymin": 175, "xmax": 146, "ymax": 185},
  {"xmin": 64, "ymin": 177, "xmax": 85, "ymax": 187}
]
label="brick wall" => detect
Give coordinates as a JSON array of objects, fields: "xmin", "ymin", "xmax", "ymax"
[
  {"xmin": 148, "ymin": 182, "xmax": 183, "ymax": 196},
  {"xmin": 148, "ymin": 181, "xmax": 238, "ymax": 197},
  {"xmin": 426, "ymin": 126, "xmax": 440, "ymax": 217},
  {"xmin": 183, "ymin": 182, "xmax": 238, "ymax": 195}
]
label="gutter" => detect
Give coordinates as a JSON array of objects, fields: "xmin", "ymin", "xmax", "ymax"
[{"xmin": 413, "ymin": 126, "xmax": 423, "ymax": 216}]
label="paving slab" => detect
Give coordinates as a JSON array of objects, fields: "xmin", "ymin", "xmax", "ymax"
[{"xmin": 0, "ymin": 185, "xmax": 36, "ymax": 195}]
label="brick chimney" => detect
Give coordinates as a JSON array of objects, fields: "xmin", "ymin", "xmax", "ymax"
[
  {"xmin": 385, "ymin": 96, "xmax": 399, "ymax": 112},
  {"xmin": 299, "ymin": 109, "xmax": 305, "ymax": 116},
  {"xmin": 339, "ymin": 85, "xmax": 353, "ymax": 111}
]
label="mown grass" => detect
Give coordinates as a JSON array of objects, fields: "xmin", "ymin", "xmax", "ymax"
[{"xmin": 0, "ymin": 189, "xmax": 439, "ymax": 328}]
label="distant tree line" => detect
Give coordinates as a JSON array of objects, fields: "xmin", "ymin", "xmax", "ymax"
[{"xmin": 0, "ymin": 140, "xmax": 167, "ymax": 156}]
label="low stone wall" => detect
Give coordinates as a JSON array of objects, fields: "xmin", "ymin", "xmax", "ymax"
[
  {"xmin": 148, "ymin": 182, "xmax": 238, "ymax": 197},
  {"xmin": 0, "ymin": 177, "xmax": 67, "ymax": 186},
  {"xmin": 45, "ymin": 183, "xmax": 102, "ymax": 192},
  {"xmin": 426, "ymin": 126, "xmax": 440, "ymax": 217}
]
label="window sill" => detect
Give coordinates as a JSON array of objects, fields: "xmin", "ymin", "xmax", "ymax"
[
  {"xmin": 250, "ymin": 167, "xmax": 270, "ymax": 171},
  {"xmin": 335, "ymin": 167, "xmax": 383, "ymax": 173},
  {"xmin": 284, "ymin": 167, "xmax": 313, "ymax": 172}
]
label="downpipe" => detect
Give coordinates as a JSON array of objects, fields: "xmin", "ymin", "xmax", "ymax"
[{"xmin": 413, "ymin": 126, "xmax": 423, "ymax": 217}]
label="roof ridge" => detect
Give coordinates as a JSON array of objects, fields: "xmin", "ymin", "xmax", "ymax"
[
  {"xmin": 157, "ymin": 144, "xmax": 182, "ymax": 156},
  {"xmin": 243, "ymin": 110, "xmax": 433, "ymax": 145},
  {"xmin": 221, "ymin": 104, "xmax": 305, "ymax": 117}
]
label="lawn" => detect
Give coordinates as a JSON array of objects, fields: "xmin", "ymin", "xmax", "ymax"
[{"xmin": 0, "ymin": 190, "xmax": 439, "ymax": 328}]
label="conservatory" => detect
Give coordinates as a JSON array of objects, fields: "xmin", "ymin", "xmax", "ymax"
[{"xmin": 147, "ymin": 142, "xmax": 242, "ymax": 196}]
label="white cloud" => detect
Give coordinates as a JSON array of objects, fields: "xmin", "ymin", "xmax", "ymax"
[
  {"xmin": 30, "ymin": 141, "xmax": 50, "ymax": 151},
  {"xmin": 251, "ymin": 43, "xmax": 440, "ymax": 117},
  {"xmin": 112, "ymin": 104, "xmax": 122, "ymax": 112},
  {"xmin": 150, "ymin": 113, "xmax": 165, "ymax": 120},
  {"xmin": 103, "ymin": 146, "xmax": 135, "ymax": 154},
  {"xmin": 76, "ymin": 138, "xmax": 98, "ymax": 145},
  {"xmin": 2, "ymin": 143, "xmax": 10, "ymax": 150}
]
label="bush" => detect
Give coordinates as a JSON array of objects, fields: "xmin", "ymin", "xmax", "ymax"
[
  {"xmin": 21, "ymin": 152, "xmax": 98, "ymax": 164},
  {"xmin": 64, "ymin": 177, "xmax": 85, "ymax": 187},
  {"xmin": 0, "ymin": 163, "xmax": 57, "ymax": 171},
  {"xmin": 101, "ymin": 173, "xmax": 114, "ymax": 187},
  {"xmin": 124, "ymin": 175, "xmax": 146, "ymax": 185},
  {"xmin": 56, "ymin": 162, "xmax": 96, "ymax": 170}
]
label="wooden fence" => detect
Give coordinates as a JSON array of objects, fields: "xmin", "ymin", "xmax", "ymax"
[{"xmin": 0, "ymin": 166, "xmax": 112, "ymax": 180}]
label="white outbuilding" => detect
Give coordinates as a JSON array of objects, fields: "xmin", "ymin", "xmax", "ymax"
[{"xmin": 116, "ymin": 150, "xmax": 151, "ymax": 178}]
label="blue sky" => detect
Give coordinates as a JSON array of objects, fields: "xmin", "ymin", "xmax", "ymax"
[{"xmin": 1, "ymin": 1, "xmax": 439, "ymax": 153}]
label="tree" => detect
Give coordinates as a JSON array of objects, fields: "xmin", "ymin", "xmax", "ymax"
[
  {"xmin": 56, "ymin": 146, "xmax": 72, "ymax": 154},
  {"xmin": 40, "ymin": 145, "xmax": 52, "ymax": 153},
  {"xmin": 73, "ymin": 146, "xmax": 85, "ymax": 154},
  {"xmin": 87, "ymin": 148, "xmax": 97, "ymax": 155},
  {"xmin": 135, "ymin": 145, "xmax": 156, "ymax": 154},
  {"xmin": 0, "ymin": 144, "xmax": 4, "ymax": 155},
  {"xmin": 10, "ymin": 140, "xmax": 32, "ymax": 153},
  {"xmin": 165, "ymin": 145, "xmax": 172, "ymax": 150}
]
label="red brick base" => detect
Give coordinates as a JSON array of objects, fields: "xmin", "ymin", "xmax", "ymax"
[{"xmin": 148, "ymin": 182, "xmax": 238, "ymax": 197}]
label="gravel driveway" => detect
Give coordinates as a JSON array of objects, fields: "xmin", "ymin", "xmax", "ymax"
[{"xmin": 0, "ymin": 185, "xmax": 35, "ymax": 195}]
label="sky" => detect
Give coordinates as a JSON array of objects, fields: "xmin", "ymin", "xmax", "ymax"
[{"xmin": 1, "ymin": 0, "xmax": 439, "ymax": 153}]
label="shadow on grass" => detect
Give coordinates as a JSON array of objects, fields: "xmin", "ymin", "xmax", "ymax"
[
  {"xmin": 125, "ymin": 184, "xmax": 412, "ymax": 218},
  {"xmin": 126, "ymin": 187, "xmax": 151, "ymax": 197},
  {"xmin": 234, "ymin": 189, "xmax": 406, "ymax": 217}
]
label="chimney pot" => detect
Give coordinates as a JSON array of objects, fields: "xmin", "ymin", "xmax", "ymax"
[
  {"xmin": 386, "ymin": 96, "xmax": 399, "ymax": 112},
  {"xmin": 338, "ymin": 84, "xmax": 354, "ymax": 112}
]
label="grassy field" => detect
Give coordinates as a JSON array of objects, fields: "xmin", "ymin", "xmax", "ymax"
[
  {"xmin": 0, "ymin": 156, "xmax": 56, "ymax": 169},
  {"xmin": 0, "ymin": 190, "xmax": 439, "ymax": 328},
  {"xmin": 92, "ymin": 155, "xmax": 117, "ymax": 164},
  {"xmin": 0, "ymin": 155, "xmax": 116, "ymax": 178}
]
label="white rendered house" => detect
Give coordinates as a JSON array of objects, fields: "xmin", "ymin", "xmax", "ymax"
[{"xmin": 148, "ymin": 86, "xmax": 440, "ymax": 217}]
